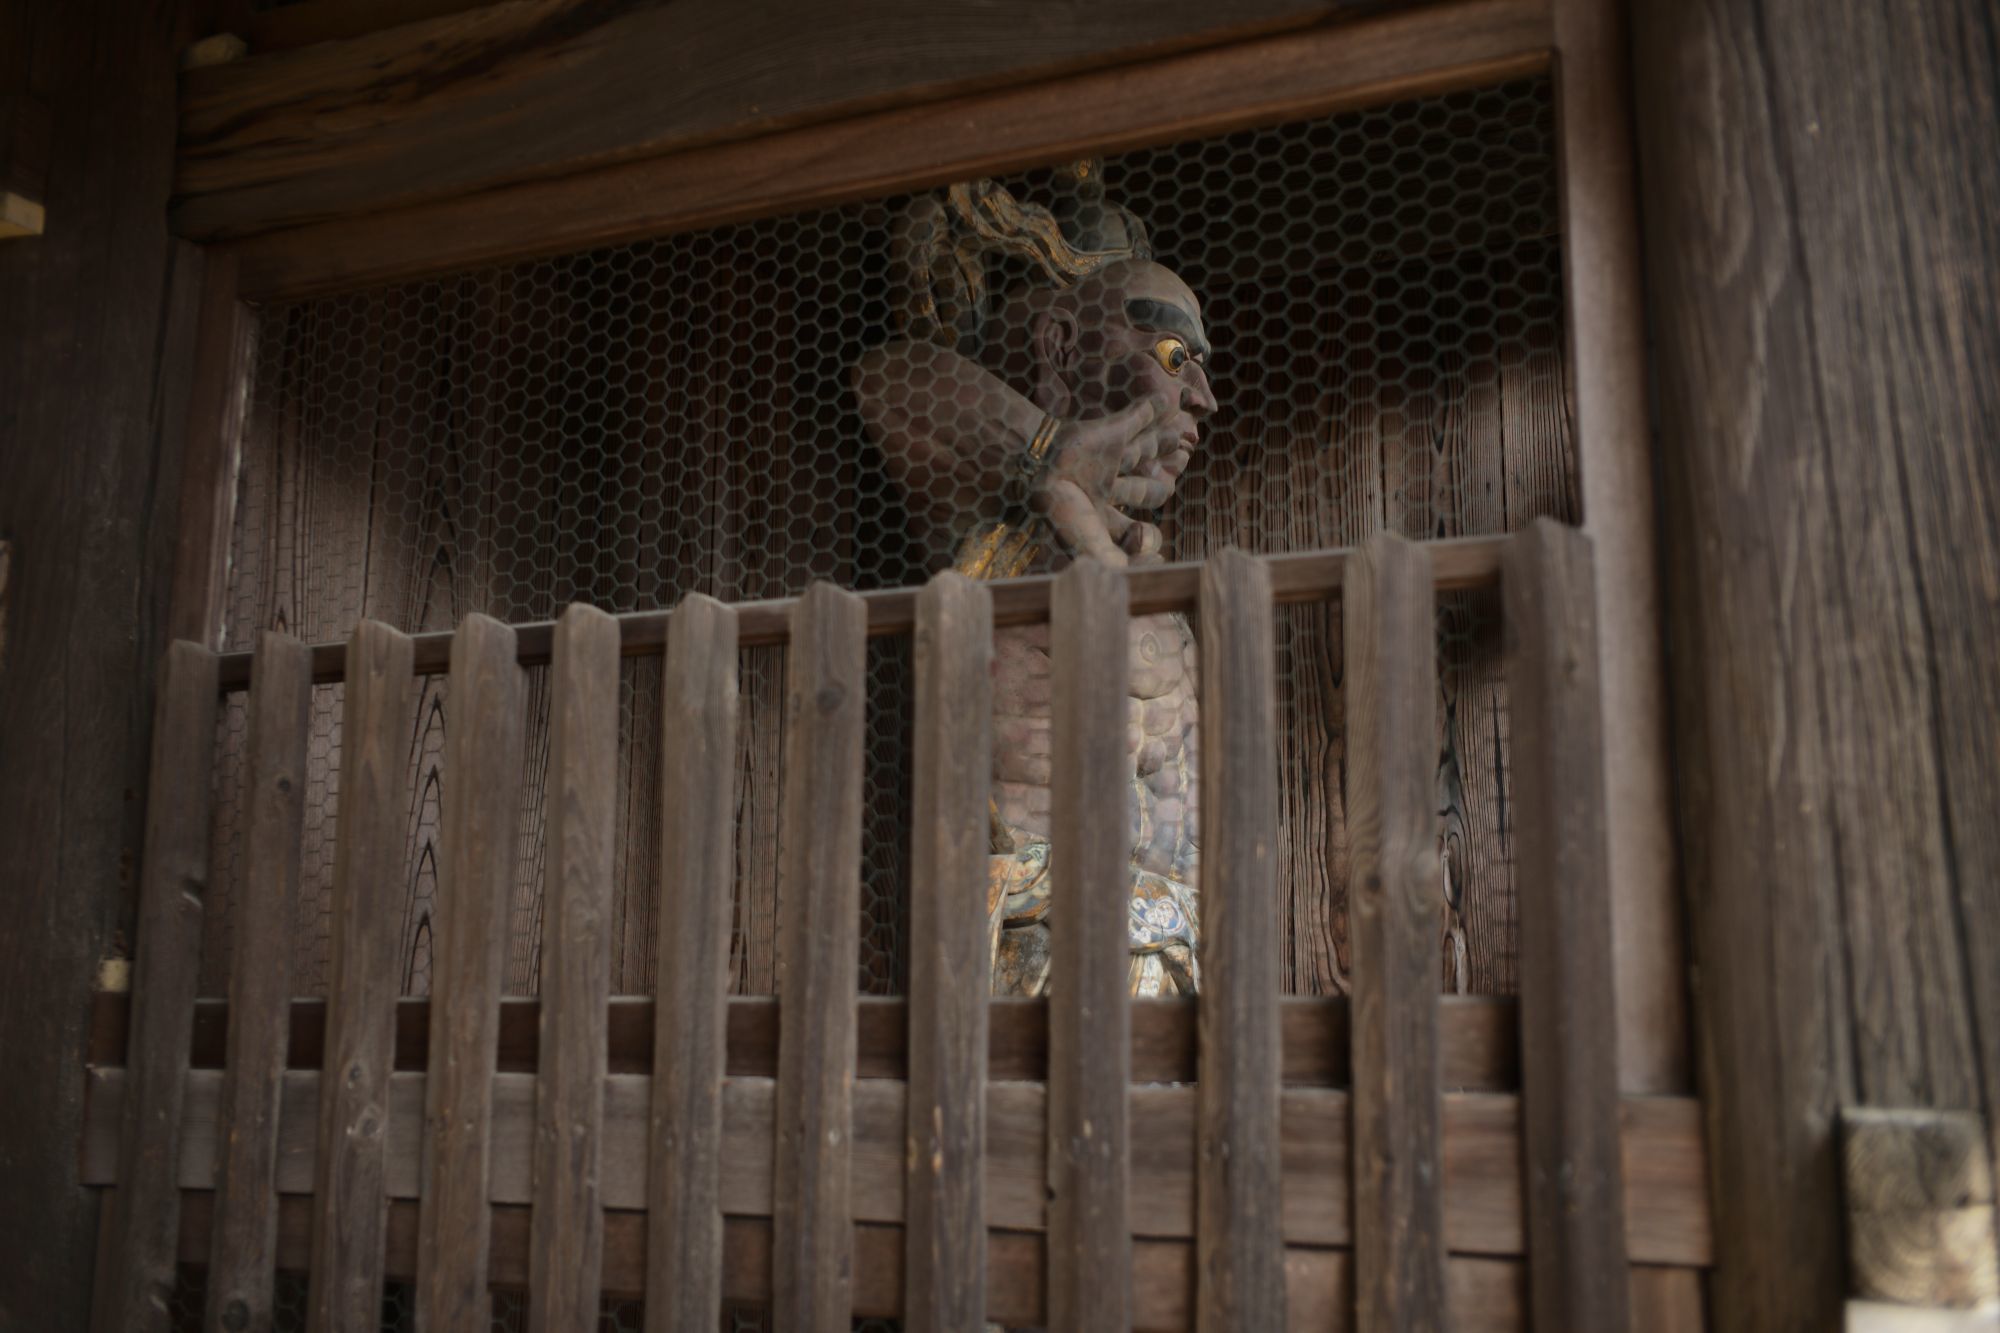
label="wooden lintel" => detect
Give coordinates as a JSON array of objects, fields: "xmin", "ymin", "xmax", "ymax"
[{"xmin": 217, "ymin": 0, "xmax": 1552, "ymax": 298}]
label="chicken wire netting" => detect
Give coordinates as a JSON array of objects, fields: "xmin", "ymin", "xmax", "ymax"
[{"xmin": 199, "ymin": 75, "xmax": 1570, "ymax": 1020}]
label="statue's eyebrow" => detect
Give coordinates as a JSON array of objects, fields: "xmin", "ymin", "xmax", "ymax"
[{"xmin": 1124, "ymin": 298, "xmax": 1210, "ymax": 360}]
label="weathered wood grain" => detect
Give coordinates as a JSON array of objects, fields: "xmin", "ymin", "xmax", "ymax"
[
  {"xmin": 1843, "ymin": 1108, "xmax": 1997, "ymax": 1308},
  {"xmin": 1047, "ymin": 559, "xmax": 1133, "ymax": 1330},
  {"xmin": 1504, "ymin": 520, "xmax": 1631, "ymax": 1331},
  {"xmin": 92, "ymin": 989, "xmax": 1524, "ymax": 1089},
  {"xmin": 205, "ymin": 632, "xmax": 310, "ymax": 1333},
  {"xmin": 305, "ymin": 620, "xmax": 416, "ymax": 1333},
  {"xmin": 529, "ymin": 605, "xmax": 620, "ymax": 1333},
  {"xmin": 1344, "ymin": 533, "xmax": 1446, "ymax": 1330},
  {"xmin": 83, "ymin": 1070, "xmax": 1714, "ymax": 1264},
  {"xmin": 645, "ymin": 595, "xmax": 740, "ymax": 1333},
  {"xmin": 1195, "ymin": 550, "xmax": 1287, "ymax": 1330},
  {"xmin": 1552, "ymin": 0, "xmax": 1687, "ymax": 1097},
  {"xmin": 181, "ymin": 0, "xmax": 1517, "ymax": 244},
  {"xmin": 0, "ymin": 7, "xmax": 204, "ymax": 1321},
  {"xmin": 1632, "ymin": 0, "xmax": 2000, "ymax": 1328},
  {"xmin": 90, "ymin": 641, "xmax": 221, "ymax": 1333},
  {"xmin": 221, "ymin": 2, "xmax": 1551, "ymax": 298},
  {"xmin": 174, "ymin": 1191, "xmax": 1668, "ymax": 1330},
  {"xmin": 415, "ymin": 615, "xmax": 526, "ymax": 1333},
  {"xmin": 771, "ymin": 582, "xmax": 868, "ymax": 1328},
  {"xmin": 165, "ymin": 254, "xmax": 256, "ymax": 649},
  {"xmin": 904, "ymin": 572, "xmax": 994, "ymax": 1332}
]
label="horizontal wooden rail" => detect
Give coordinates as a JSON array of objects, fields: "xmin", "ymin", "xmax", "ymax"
[
  {"xmin": 210, "ymin": 535, "xmax": 1506, "ymax": 689},
  {"xmin": 82, "ymin": 1071, "xmax": 1710, "ymax": 1264},
  {"xmin": 87, "ymin": 993, "xmax": 1523, "ymax": 1091},
  {"xmin": 166, "ymin": 1197, "xmax": 1696, "ymax": 1331}
]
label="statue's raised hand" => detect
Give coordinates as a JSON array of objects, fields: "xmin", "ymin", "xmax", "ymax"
[{"xmin": 1034, "ymin": 395, "xmax": 1179, "ymax": 566}]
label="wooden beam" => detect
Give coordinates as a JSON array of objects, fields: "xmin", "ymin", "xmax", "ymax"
[
  {"xmin": 904, "ymin": 573, "xmax": 994, "ymax": 1333},
  {"xmin": 772, "ymin": 583, "xmax": 868, "ymax": 1327},
  {"xmin": 1047, "ymin": 560, "xmax": 1135, "ymax": 1330},
  {"xmin": 415, "ymin": 616, "xmax": 525, "ymax": 1333},
  {"xmin": 172, "ymin": 1194, "xmax": 1597, "ymax": 1330},
  {"xmin": 210, "ymin": 535, "xmax": 1511, "ymax": 689},
  {"xmin": 1550, "ymin": 0, "xmax": 1687, "ymax": 1098},
  {"xmin": 220, "ymin": 0, "xmax": 1552, "ymax": 297},
  {"xmin": 304, "ymin": 622, "xmax": 416, "ymax": 1333},
  {"xmin": 164, "ymin": 254, "xmax": 255, "ymax": 649},
  {"xmin": 1345, "ymin": 534, "xmax": 1447, "ymax": 1330},
  {"xmin": 646, "ymin": 596, "xmax": 740, "ymax": 1333},
  {"xmin": 89, "ymin": 990, "xmax": 1526, "ymax": 1090},
  {"xmin": 1505, "ymin": 521, "xmax": 1631, "ymax": 1331},
  {"xmin": 530, "ymin": 606, "xmax": 620, "ymax": 1330},
  {"xmin": 89, "ymin": 642, "xmax": 220, "ymax": 1333},
  {"xmin": 1195, "ymin": 550, "xmax": 1287, "ymax": 1331},
  {"xmin": 81, "ymin": 1071, "xmax": 1715, "ymax": 1264},
  {"xmin": 1631, "ymin": 0, "xmax": 2000, "ymax": 1329},
  {"xmin": 178, "ymin": 0, "xmax": 1467, "ymax": 243},
  {"xmin": 1843, "ymin": 1108, "xmax": 1998, "ymax": 1310},
  {"xmin": 204, "ymin": 633, "xmax": 309, "ymax": 1333}
]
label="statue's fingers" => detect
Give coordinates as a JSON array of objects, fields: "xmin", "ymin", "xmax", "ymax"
[
  {"xmin": 1044, "ymin": 482, "xmax": 1128, "ymax": 566},
  {"xmin": 1109, "ymin": 475, "xmax": 1173, "ymax": 509}
]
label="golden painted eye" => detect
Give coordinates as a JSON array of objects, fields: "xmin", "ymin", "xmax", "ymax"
[{"xmin": 1153, "ymin": 337, "xmax": 1189, "ymax": 375}]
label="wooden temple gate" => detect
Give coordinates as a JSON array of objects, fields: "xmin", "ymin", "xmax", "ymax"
[{"xmin": 81, "ymin": 524, "xmax": 1710, "ymax": 1331}]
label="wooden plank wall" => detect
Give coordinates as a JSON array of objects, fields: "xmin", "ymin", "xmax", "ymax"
[{"xmin": 1632, "ymin": 0, "xmax": 2000, "ymax": 1327}]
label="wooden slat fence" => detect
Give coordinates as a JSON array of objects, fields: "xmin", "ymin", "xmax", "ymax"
[{"xmin": 86, "ymin": 526, "xmax": 1698, "ymax": 1332}]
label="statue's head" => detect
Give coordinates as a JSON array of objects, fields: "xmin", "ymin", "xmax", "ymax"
[{"xmin": 1030, "ymin": 256, "xmax": 1217, "ymax": 503}]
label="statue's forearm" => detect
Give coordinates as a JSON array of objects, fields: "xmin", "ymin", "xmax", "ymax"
[{"xmin": 853, "ymin": 340, "xmax": 1045, "ymax": 524}]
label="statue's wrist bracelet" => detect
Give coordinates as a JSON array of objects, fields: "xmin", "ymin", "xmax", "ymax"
[{"xmin": 1008, "ymin": 414, "xmax": 1063, "ymax": 505}]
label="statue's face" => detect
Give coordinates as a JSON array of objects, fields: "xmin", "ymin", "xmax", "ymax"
[{"xmin": 1059, "ymin": 259, "xmax": 1218, "ymax": 503}]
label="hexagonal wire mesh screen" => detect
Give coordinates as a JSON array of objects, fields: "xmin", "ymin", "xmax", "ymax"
[
  {"xmin": 184, "ymin": 71, "xmax": 1571, "ymax": 1332},
  {"xmin": 200, "ymin": 76, "xmax": 1567, "ymax": 1019}
]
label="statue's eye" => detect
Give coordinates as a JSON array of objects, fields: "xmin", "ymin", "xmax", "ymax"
[{"xmin": 1153, "ymin": 337, "xmax": 1189, "ymax": 375}]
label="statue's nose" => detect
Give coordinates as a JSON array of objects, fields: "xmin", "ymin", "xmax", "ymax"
[{"xmin": 1183, "ymin": 362, "xmax": 1217, "ymax": 418}]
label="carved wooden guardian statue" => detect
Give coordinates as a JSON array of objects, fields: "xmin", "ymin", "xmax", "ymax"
[{"xmin": 853, "ymin": 164, "xmax": 1217, "ymax": 996}]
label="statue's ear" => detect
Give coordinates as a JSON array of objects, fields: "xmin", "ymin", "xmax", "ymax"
[{"xmin": 1032, "ymin": 304, "xmax": 1082, "ymax": 416}]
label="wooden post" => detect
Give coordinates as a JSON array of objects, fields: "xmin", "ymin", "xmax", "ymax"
[
  {"xmin": 1632, "ymin": 1, "xmax": 2000, "ymax": 1329},
  {"xmin": 646, "ymin": 595, "xmax": 741, "ymax": 1333},
  {"xmin": 1505, "ymin": 520, "xmax": 1632, "ymax": 1332},
  {"xmin": 530, "ymin": 604, "xmax": 620, "ymax": 1333},
  {"xmin": 90, "ymin": 640, "xmax": 220, "ymax": 1333},
  {"xmin": 306, "ymin": 621, "xmax": 416, "ymax": 1333},
  {"xmin": 416, "ymin": 615, "xmax": 527, "ymax": 1333},
  {"xmin": 1551, "ymin": 0, "xmax": 1688, "ymax": 1096},
  {"xmin": 1195, "ymin": 549, "xmax": 1286, "ymax": 1332},
  {"xmin": 205, "ymin": 632, "xmax": 309, "ymax": 1333},
  {"xmin": 1047, "ymin": 559, "xmax": 1133, "ymax": 1331},
  {"xmin": 1344, "ymin": 532, "xmax": 1446, "ymax": 1331},
  {"xmin": 772, "ymin": 581, "xmax": 867, "ymax": 1329},
  {"xmin": 904, "ymin": 572, "xmax": 994, "ymax": 1333}
]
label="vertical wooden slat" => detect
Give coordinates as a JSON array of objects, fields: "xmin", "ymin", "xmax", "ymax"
[
  {"xmin": 1195, "ymin": 549, "xmax": 1287, "ymax": 1331},
  {"xmin": 305, "ymin": 620, "xmax": 416, "ymax": 1333},
  {"xmin": 645, "ymin": 594, "xmax": 740, "ymax": 1333},
  {"xmin": 772, "ymin": 581, "xmax": 867, "ymax": 1329},
  {"xmin": 529, "ymin": 604, "xmax": 620, "ymax": 1333},
  {"xmin": 166, "ymin": 252, "xmax": 256, "ymax": 650},
  {"xmin": 1552, "ymin": 0, "xmax": 1688, "ymax": 1096},
  {"xmin": 90, "ymin": 641, "xmax": 220, "ymax": 1333},
  {"xmin": 1345, "ymin": 532, "xmax": 1446, "ymax": 1331},
  {"xmin": 772, "ymin": 580, "xmax": 868, "ymax": 1320},
  {"xmin": 416, "ymin": 614, "xmax": 526, "ymax": 1333},
  {"xmin": 1046, "ymin": 559, "xmax": 1132, "ymax": 1332},
  {"xmin": 205, "ymin": 632, "xmax": 309, "ymax": 1333},
  {"xmin": 904, "ymin": 572, "xmax": 994, "ymax": 1333},
  {"xmin": 1505, "ymin": 519, "xmax": 1632, "ymax": 1332}
]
